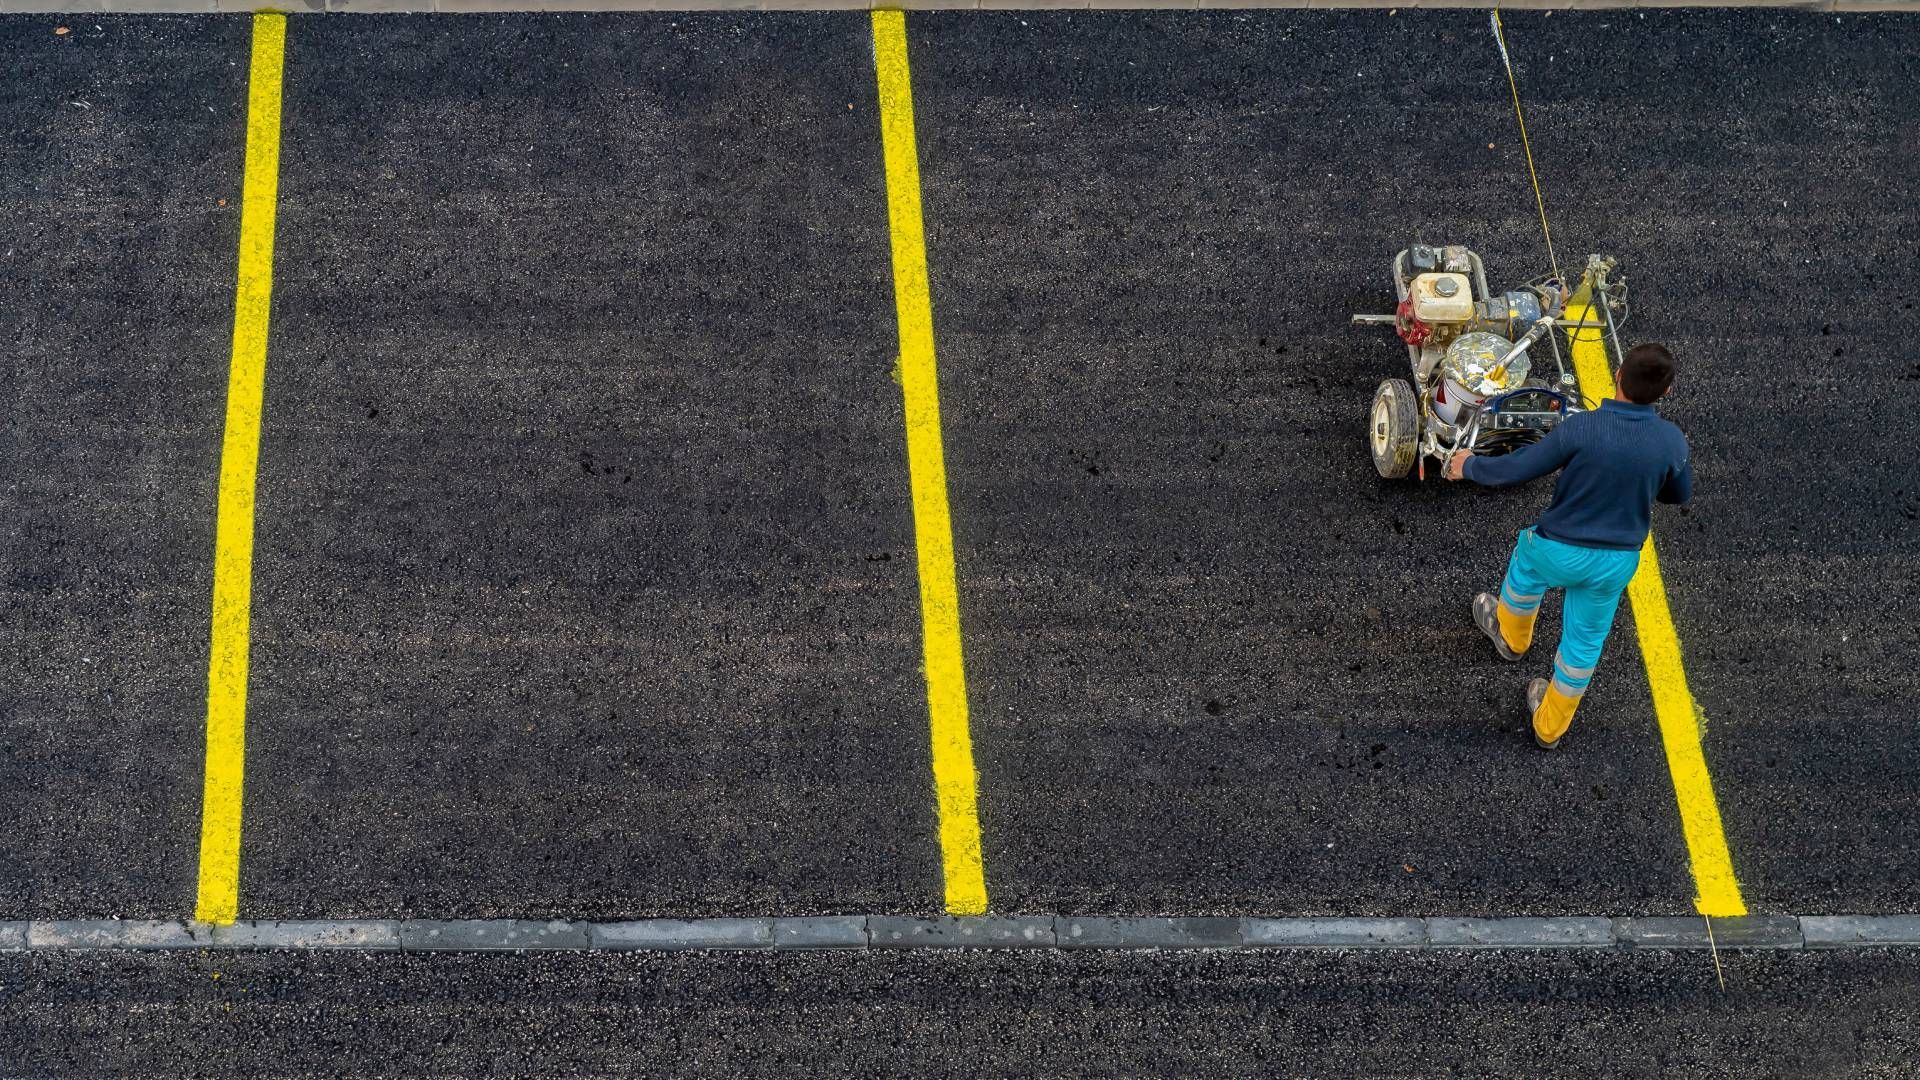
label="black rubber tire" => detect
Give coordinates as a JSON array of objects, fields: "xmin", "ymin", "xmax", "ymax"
[{"xmin": 1369, "ymin": 378, "xmax": 1419, "ymax": 479}]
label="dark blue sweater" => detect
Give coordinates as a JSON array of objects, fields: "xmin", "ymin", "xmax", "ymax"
[{"xmin": 1463, "ymin": 399, "xmax": 1692, "ymax": 551}]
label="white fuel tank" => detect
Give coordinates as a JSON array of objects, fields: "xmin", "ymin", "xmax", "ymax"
[{"xmin": 1410, "ymin": 272, "xmax": 1474, "ymax": 323}]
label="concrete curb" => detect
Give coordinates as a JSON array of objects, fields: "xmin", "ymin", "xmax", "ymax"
[
  {"xmin": 212, "ymin": 920, "xmax": 402, "ymax": 949},
  {"xmin": 0, "ymin": 1, "xmax": 1915, "ymax": 12},
  {"xmin": 398, "ymin": 919, "xmax": 593, "ymax": 950},
  {"xmin": 773, "ymin": 915, "xmax": 870, "ymax": 948},
  {"xmin": 1614, "ymin": 915, "xmax": 1805, "ymax": 949},
  {"xmin": 1057, "ymin": 916, "xmax": 1242, "ymax": 949},
  {"xmin": 870, "ymin": 915, "xmax": 1057, "ymax": 948},
  {"xmin": 1801, "ymin": 915, "xmax": 1920, "ymax": 949},
  {"xmin": 11, "ymin": 915, "xmax": 1920, "ymax": 952},
  {"xmin": 590, "ymin": 918, "xmax": 774, "ymax": 950},
  {"xmin": 1244, "ymin": 916, "xmax": 1426, "ymax": 947},
  {"xmin": 1428, "ymin": 916, "xmax": 1615, "ymax": 949},
  {"xmin": 26, "ymin": 920, "xmax": 211, "ymax": 949},
  {"xmin": 1, "ymin": 922, "xmax": 31, "ymax": 953}
]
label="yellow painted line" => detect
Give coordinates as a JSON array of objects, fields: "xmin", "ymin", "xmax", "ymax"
[
  {"xmin": 196, "ymin": 13, "xmax": 287, "ymax": 926},
  {"xmin": 1565, "ymin": 306, "xmax": 1746, "ymax": 917},
  {"xmin": 871, "ymin": 9, "xmax": 989, "ymax": 916}
]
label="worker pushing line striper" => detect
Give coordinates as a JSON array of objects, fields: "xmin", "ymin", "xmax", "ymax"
[
  {"xmin": 1351, "ymin": 15, "xmax": 1696, "ymax": 750},
  {"xmin": 1450, "ymin": 13, "xmax": 1691, "ymax": 750},
  {"xmin": 1447, "ymin": 347, "xmax": 1692, "ymax": 749}
]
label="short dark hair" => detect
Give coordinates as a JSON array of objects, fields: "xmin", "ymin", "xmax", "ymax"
[{"xmin": 1619, "ymin": 343, "xmax": 1676, "ymax": 404}]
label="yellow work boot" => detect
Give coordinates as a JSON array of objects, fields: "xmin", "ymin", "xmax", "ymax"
[
  {"xmin": 1474, "ymin": 592, "xmax": 1533, "ymax": 661},
  {"xmin": 1526, "ymin": 677, "xmax": 1581, "ymax": 750}
]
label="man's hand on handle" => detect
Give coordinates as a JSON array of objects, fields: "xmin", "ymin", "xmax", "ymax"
[{"xmin": 1445, "ymin": 449, "xmax": 1471, "ymax": 482}]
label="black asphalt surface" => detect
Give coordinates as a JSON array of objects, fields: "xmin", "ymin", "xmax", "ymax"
[
  {"xmin": 240, "ymin": 16, "xmax": 940, "ymax": 919},
  {"xmin": 1, "ymin": 18, "xmax": 251, "ymax": 917},
  {"xmin": 908, "ymin": 10, "xmax": 1920, "ymax": 915},
  {"xmin": 5, "ymin": 949, "xmax": 1920, "ymax": 1076},
  {"xmin": 3, "ymin": 9, "xmax": 1920, "ymax": 1071}
]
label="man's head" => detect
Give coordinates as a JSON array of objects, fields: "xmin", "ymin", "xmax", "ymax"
[{"xmin": 1617, "ymin": 343, "xmax": 1676, "ymax": 404}]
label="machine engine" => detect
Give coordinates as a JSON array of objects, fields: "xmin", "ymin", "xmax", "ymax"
[{"xmin": 1397, "ymin": 244, "xmax": 1546, "ymax": 357}]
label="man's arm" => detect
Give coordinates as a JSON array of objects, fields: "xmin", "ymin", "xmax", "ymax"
[
  {"xmin": 1454, "ymin": 419, "xmax": 1576, "ymax": 487},
  {"xmin": 1658, "ymin": 456, "xmax": 1693, "ymax": 504}
]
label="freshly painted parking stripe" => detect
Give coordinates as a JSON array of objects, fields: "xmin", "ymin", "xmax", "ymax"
[
  {"xmin": 1566, "ymin": 307, "xmax": 1746, "ymax": 918},
  {"xmin": 196, "ymin": 12, "xmax": 288, "ymax": 926},
  {"xmin": 871, "ymin": 9, "xmax": 989, "ymax": 916}
]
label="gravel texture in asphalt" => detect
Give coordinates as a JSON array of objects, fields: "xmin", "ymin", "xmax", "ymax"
[
  {"xmin": 906, "ymin": 9, "xmax": 1920, "ymax": 916},
  {"xmin": 242, "ymin": 14, "xmax": 942, "ymax": 919},
  {"xmin": 4, "ymin": 948, "xmax": 1920, "ymax": 1076},
  {"xmin": 1, "ymin": 17, "xmax": 251, "ymax": 918},
  {"xmin": 5, "ymin": 10, "xmax": 1919, "ymax": 1073},
  {"xmin": 1, "ymin": 0, "xmax": 1916, "ymax": 967}
]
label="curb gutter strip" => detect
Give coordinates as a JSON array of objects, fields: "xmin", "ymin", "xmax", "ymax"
[{"xmin": 9, "ymin": 916, "xmax": 1920, "ymax": 953}]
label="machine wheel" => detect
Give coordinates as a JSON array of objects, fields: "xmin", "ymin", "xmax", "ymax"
[{"xmin": 1369, "ymin": 378, "xmax": 1419, "ymax": 479}]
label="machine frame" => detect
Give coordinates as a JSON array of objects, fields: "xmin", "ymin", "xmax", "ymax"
[{"xmin": 1353, "ymin": 249, "xmax": 1626, "ymax": 480}]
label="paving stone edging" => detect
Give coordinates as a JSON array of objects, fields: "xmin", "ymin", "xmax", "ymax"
[
  {"xmin": 0, "ymin": 1, "xmax": 1914, "ymax": 13},
  {"xmin": 6, "ymin": 915, "xmax": 1920, "ymax": 953}
]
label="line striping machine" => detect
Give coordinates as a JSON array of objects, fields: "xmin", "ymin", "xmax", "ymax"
[{"xmin": 1353, "ymin": 246, "xmax": 1629, "ymax": 480}]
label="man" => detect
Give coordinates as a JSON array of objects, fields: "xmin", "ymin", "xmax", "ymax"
[{"xmin": 1444, "ymin": 343, "xmax": 1692, "ymax": 750}]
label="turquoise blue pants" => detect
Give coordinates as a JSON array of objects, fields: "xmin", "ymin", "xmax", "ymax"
[{"xmin": 1498, "ymin": 527, "xmax": 1642, "ymax": 696}]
